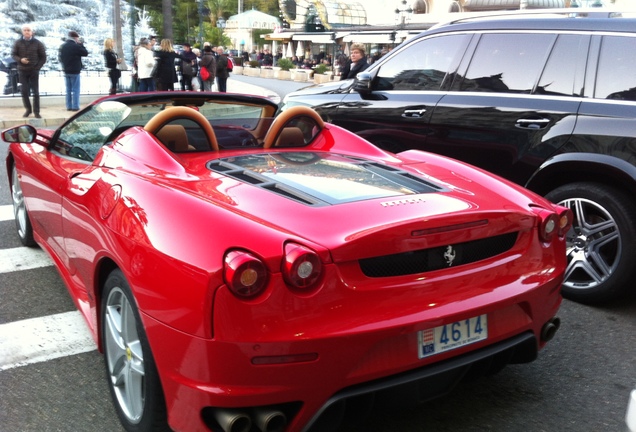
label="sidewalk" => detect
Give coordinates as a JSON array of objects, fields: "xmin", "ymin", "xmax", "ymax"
[{"xmin": 0, "ymin": 79, "xmax": 279, "ymax": 130}]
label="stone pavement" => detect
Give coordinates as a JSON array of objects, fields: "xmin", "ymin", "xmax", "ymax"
[{"xmin": 0, "ymin": 79, "xmax": 278, "ymax": 130}]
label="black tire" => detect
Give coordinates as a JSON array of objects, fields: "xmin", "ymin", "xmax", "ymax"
[
  {"xmin": 11, "ymin": 165, "xmax": 35, "ymax": 246},
  {"xmin": 101, "ymin": 269, "xmax": 170, "ymax": 432},
  {"xmin": 545, "ymin": 182, "xmax": 636, "ymax": 304}
]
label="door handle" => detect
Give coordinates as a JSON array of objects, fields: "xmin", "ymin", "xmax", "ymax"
[
  {"xmin": 402, "ymin": 109, "xmax": 427, "ymax": 118},
  {"xmin": 515, "ymin": 118, "xmax": 550, "ymax": 129}
]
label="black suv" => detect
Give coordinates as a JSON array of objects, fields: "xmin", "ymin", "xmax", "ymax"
[{"xmin": 280, "ymin": 11, "xmax": 636, "ymax": 304}]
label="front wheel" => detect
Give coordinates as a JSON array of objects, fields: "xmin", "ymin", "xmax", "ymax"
[
  {"xmin": 101, "ymin": 269, "xmax": 170, "ymax": 432},
  {"xmin": 545, "ymin": 182, "xmax": 636, "ymax": 304},
  {"xmin": 11, "ymin": 165, "xmax": 35, "ymax": 246}
]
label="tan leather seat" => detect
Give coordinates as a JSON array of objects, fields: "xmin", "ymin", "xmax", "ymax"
[
  {"xmin": 155, "ymin": 124, "xmax": 191, "ymax": 152},
  {"xmin": 274, "ymin": 127, "xmax": 305, "ymax": 147}
]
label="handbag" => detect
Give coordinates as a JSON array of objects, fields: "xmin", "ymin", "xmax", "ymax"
[{"xmin": 200, "ymin": 66, "xmax": 210, "ymax": 81}]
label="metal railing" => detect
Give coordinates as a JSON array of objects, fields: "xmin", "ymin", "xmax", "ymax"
[{"xmin": 2, "ymin": 69, "xmax": 135, "ymax": 97}]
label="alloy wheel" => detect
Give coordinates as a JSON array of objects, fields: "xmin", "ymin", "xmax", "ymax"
[{"xmin": 104, "ymin": 286, "xmax": 146, "ymax": 424}]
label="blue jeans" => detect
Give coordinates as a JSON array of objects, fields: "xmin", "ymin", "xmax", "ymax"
[
  {"xmin": 65, "ymin": 74, "xmax": 80, "ymax": 110},
  {"xmin": 138, "ymin": 78, "xmax": 155, "ymax": 92},
  {"xmin": 216, "ymin": 76, "xmax": 227, "ymax": 93}
]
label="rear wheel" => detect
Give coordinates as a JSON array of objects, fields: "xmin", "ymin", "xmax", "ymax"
[
  {"xmin": 11, "ymin": 165, "xmax": 35, "ymax": 246},
  {"xmin": 545, "ymin": 182, "xmax": 636, "ymax": 303},
  {"xmin": 101, "ymin": 269, "xmax": 170, "ymax": 432}
]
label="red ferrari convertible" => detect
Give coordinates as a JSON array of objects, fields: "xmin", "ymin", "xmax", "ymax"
[{"xmin": 4, "ymin": 92, "xmax": 571, "ymax": 432}]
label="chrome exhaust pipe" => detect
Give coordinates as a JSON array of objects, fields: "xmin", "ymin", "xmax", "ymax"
[
  {"xmin": 540, "ymin": 317, "xmax": 561, "ymax": 342},
  {"xmin": 253, "ymin": 408, "xmax": 287, "ymax": 432},
  {"xmin": 212, "ymin": 408, "xmax": 252, "ymax": 432}
]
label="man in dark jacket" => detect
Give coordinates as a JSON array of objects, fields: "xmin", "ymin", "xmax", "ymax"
[
  {"xmin": 59, "ymin": 31, "xmax": 88, "ymax": 111},
  {"xmin": 11, "ymin": 24, "xmax": 47, "ymax": 118},
  {"xmin": 180, "ymin": 43, "xmax": 198, "ymax": 91},
  {"xmin": 340, "ymin": 43, "xmax": 369, "ymax": 80},
  {"xmin": 215, "ymin": 46, "xmax": 229, "ymax": 93}
]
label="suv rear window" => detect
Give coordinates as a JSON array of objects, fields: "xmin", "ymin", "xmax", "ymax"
[
  {"xmin": 595, "ymin": 35, "xmax": 636, "ymax": 101},
  {"xmin": 460, "ymin": 33, "xmax": 556, "ymax": 94}
]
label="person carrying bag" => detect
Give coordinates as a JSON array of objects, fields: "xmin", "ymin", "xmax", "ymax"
[{"xmin": 199, "ymin": 45, "xmax": 216, "ymax": 92}]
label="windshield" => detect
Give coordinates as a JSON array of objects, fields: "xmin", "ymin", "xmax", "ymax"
[{"xmin": 54, "ymin": 97, "xmax": 274, "ymax": 161}]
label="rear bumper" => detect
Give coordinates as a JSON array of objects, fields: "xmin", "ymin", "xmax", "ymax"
[
  {"xmin": 143, "ymin": 281, "xmax": 561, "ymax": 432},
  {"xmin": 303, "ymin": 331, "xmax": 537, "ymax": 432}
]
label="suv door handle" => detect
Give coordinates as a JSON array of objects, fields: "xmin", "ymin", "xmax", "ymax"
[
  {"xmin": 402, "ymin": 109, "xmax": 427, "ymax": 118},
  {"xmin": 515, "ymin": 118, "xmax": 550, "ymax": 129}
]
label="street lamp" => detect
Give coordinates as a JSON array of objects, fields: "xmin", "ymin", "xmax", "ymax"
[
  {"xmin": 395, "ymin": 0, "xmax": 413, "ymax": 29},
  {"xmin": 198, "ymin": 0, "xmax": 203, "ymax": 48}
]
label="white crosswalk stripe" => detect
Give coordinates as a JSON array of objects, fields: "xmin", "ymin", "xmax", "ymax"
[
  {"xmin": 0, "ymin": 204, "xmax": 96, "ymax": 370},
  {"xmin": 0, "ymin": 311, "xmax": 96, "ymax": 371},
  {"xmin": 0, "ymin": 204, "xmax": 13, "ymax": 222},
  {"xmin": 0, "ymin": 246, "xmax": 54, "ymax": 273}
]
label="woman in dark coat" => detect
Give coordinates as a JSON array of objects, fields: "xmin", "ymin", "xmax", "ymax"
[
  {"xmin": 154, "ymin": 39, "xmax": 182, "ymax": 91},
  {"xmin": 103, "ymin": 38, "xmax": 121, "ymax": 95}
]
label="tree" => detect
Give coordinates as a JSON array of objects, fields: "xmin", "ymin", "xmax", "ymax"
[{"xmin": 163, "ymin": 0, "xmax": 173, "ymax": 40}]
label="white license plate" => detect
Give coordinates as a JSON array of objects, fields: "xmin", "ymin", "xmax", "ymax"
[{"xmin": 418, "ymin": 314, "xmax": 488, "ymax": 359}]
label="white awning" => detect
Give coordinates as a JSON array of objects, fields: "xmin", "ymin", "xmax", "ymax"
[
  {"xmin": 292, "ymin": 33, "xmax": 336, "ymax": 44},
  {"xmin": 343, "ymin": 33, "xmax": 395, "ymax": 44},
  {"xmin": 263, "ymin": 32, "xmax": 295, "ymax": 41}
]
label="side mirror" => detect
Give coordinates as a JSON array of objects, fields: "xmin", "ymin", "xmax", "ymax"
[
  {"xmin": 2, "ymin": 125, "xmax": 37, "ymax": 144},
  {"xmin": 352, "ymin": 72, "xmax": 374, "ymax": 95}
]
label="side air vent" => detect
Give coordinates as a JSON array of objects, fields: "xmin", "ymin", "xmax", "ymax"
[{"xmin": 360, "ymin": 232, "xmax": 518, "ymax": 277}]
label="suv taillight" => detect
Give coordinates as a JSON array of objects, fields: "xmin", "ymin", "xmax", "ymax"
[
  {"xmin": 224, "ymin": 250, "xmax": 268, "ymax": 298},
  {"xmin": 282, "ymin": 242, "xmax": 322, "ymax": 290}
]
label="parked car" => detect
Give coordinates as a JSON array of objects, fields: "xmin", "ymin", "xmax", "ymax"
[
  {"xmin": 281, "ymin": 10, "xmax": 636, "ymax": 304},
  {"xmin": 5, "ymin": 92, "xmax": 572, "ymax": 432}
]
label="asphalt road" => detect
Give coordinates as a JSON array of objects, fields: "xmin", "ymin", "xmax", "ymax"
[{"xmin": 1, "ymin": 77, "xmax": 635, "ymax": 432}]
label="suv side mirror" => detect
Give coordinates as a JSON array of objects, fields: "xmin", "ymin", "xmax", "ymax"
[
  {"xmin": 352, "ymin": 72, "xmax": 374, "ymax": 95},
  {"xmin": 2, "ymin": 124, "xmax": 37, "ymax": 144}
]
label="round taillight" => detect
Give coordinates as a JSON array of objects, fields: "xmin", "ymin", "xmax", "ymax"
[
  {"xmin": 224, "ymin": 250, "xmax": 268, "ymax": 298},
  {"xmin": 539, "ymin": 211, "xmax": 559, "ymax": 243},
  {"xmin": 282, "ymin": 243, "xmax": 322, "ymax": 290}
]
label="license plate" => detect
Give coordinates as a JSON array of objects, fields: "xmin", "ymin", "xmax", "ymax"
[{"xmin": 418, "ymin": 314, "xmax": 488, "ymax": 359}]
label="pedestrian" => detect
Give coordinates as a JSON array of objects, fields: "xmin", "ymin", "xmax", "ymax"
[
  {"xmin": 154, "ymin": 39, "xmax": 181, "ymax": 91},
  {"xmin": 59, "ymin": 31, "xmax": 88, "ymax": 111},
  {"xmin": 215, "ymin": 46, "xmax": 229, "ymax": 93},
  {"xmin": 11, "ymin": 24, "xmax": 47, "ymax": 118},
  {"xmin": 136, "ymin": 38, "xmax": 156, "ymax": 92},
  {"xmin": 103, "ymin": 38, "xmax": 122, "ymax": 95},
  {"xmin": 199, "ymin": 45, "xmax": 216, "ymax": 92},
  {"xmin": 340, "ymin": 43, "xmax": 369, "ymax": 79},
  {"xmin": 179, "ymin": 43, "xmax": 197, "ymax": 91},
  {"xmin": 191, "ymin": 48, "xmax": 202, "ymax": 91}
]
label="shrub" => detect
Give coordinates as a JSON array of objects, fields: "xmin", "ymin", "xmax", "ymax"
[
  {"xmin": 277, "ymin": 58, "xmax": 294, "ymax": 71},
  {"xmin": 314, "ymin": 63, "xmax": 328, "ymax": 74},
  {"xmin": 249, "ymin": 60, "xmax": 261, "ymax": 68}
]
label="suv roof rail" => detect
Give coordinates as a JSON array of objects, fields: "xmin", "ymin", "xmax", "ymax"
[{"xmin": 432, "ymin": 8, "xmax": 623, "ymax": 29}]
